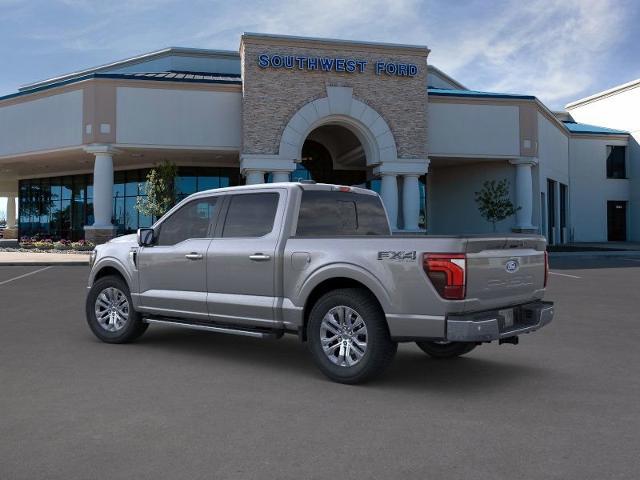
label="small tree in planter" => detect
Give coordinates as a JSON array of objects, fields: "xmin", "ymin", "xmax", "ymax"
[
  {"xmin": 474, "ymin": 179, "xmax": 520, "ymax": 232},
  {"xmin": 135, "ymin": 161, "xmax": 178, "ymax": 219}
]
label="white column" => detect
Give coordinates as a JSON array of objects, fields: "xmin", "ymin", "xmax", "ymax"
[
  {"xmin": 245, "ymin": 170, "xmax": 265, "ymax": 185},
  {"xmin": 92, "ymin": 152, "xmax": 114, "ymax": 227},
  {"xmin": 6, "ymin": 195, "xmax": 16, "ymax": 229},
  {"xmin": 380, "ymin": 173, "xmax": 398, "ymax": 230},
  {"xmin": 402, "ymin": 174, "xmax": 420, "ymax": 231},
  {"xmin": 509, "ymin": 158, "xmax": 538, "ymax": 231},
  {"xmin": 271, "ymin": 171, "xmax": 290, "ymax": 183},
  {"xmin": 83, "ymin": 145, "xmax": 118, "ymax": 231}
]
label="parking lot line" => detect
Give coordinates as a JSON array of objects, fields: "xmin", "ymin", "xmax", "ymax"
[
  {"xmin": 549, "ymin": 271, "xmax": 581, "ymax": 279},
  {"xmin": 0, "ymin": 266, "xmax": 52, "ymax": 286}
]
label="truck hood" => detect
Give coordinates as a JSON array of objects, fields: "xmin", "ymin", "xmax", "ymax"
[{"xmin": 108, "ymin": 233, "xmax": 137, "ymax": 244}]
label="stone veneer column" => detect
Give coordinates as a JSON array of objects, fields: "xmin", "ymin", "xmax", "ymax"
[
  {"xmin": 509, "ymin": 157, "xmax": 538, "ymax": 232},
  {"xmin": 84, "ymin": 145, "xmax": 117, "ymax": 244}
]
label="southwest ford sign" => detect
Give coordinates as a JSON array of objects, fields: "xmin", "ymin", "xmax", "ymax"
[{"xmin": 257, "ymin": 54, "xmax": 418, "ymax": 77}]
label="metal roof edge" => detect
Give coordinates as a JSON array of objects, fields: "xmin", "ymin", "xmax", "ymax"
[
  {"xmin": 565, "ymin": 78, "xmax": 640, "ymax": 109},
  {"xmin": 1, "ymin": 72, "xmax": 242, "ymax": 103},
  {"xmin": 19, "ymin": 46, "xmax": 240, "ymax": 92},
  {"xmin": 427, "ymin": 65, "xmax": 467, "ymax": 90},
  {"xmin": 427, "ymin": 88, "xmax": 535, "ymax": 100}
]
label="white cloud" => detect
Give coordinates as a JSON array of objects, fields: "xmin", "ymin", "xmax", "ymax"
[
  {"xmin": 186, "ymin": 0, "xmax": 632, "ymax": 107},
  {"xmin": 4, "ymin": 0, "xmax": 635, "ymax": 109},
  {"xmin": 423, "ymin": 0, "xmax": 631, "ymax": 107}
]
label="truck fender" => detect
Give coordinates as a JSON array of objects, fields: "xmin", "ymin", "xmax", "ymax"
[
  {"xmin": 89, "ymin": 257, "xmax": 136, "ymax": 293},
  {"xmin": 296, "ymin": 263, "xmax": 394, "ymax": 314}
]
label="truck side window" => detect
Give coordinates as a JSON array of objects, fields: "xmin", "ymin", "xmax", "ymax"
[
  {"xmin": 222, "ymin": 193, "xmax": 279, "ymax": 238},
  {"xmin": 296, "ymin": 191, "xmax": 390, "ymax": 236},
  {"xmin": 156, "ymin": 198, "xmax": 217, "ymax": 246}
]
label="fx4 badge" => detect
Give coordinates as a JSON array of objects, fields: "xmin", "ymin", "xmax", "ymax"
[{"xmin": 378, "ymin": 251, "xmax": 417, "ymax": 262}]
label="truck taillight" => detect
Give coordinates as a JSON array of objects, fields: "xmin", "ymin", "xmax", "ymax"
[
  {"xmin": 423, "ymin": 253, "xmax": 466, "ymax": 300},
  {"xmin": 544, "ymin": 251, "xmax": 549, "ymax": 288}
]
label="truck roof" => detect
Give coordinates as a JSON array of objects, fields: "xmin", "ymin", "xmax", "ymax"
[{"xmin": 189, "ymin": 181, "xmax": 379, "ymax": 198}]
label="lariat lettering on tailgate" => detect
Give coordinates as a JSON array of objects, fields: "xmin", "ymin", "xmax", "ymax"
[{"xmin": 377, "ymin": 251, "xmax": 417, "ymax": 262}]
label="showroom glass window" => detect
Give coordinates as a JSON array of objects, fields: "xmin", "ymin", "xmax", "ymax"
[{"xmin": 18, "ymin": 167, "xmax": 240, "ymax": 240}]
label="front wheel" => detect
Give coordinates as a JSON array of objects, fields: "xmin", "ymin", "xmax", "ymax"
[
  {"xmin": 415, "ymin": 341, "xmax": 477, "ymax": 359},
  {"xmin": 307, "ymin": 288, "xmax": 397, "ymax": 384},
  {"xmin": 86, "ymin": 275, "xmax": 148, "ymax": 343}
]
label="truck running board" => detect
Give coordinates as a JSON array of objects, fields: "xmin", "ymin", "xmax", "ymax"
[{"xmin": 144, "ymin": 318, "xmax": 282, "ymax": 339}]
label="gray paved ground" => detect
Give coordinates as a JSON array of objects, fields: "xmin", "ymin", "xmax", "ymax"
[{"xmin": 1, "ymin": 258, "xmax": 639, "ymax": 480}]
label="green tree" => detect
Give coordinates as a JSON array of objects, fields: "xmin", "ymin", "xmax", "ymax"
[
  {"xmin": 474, "ymin": 179, "xmax": 520, "ymax": 232},
  {"xmin": 135, "ymin": 161, "xmax": 178, "ymax": 218}
]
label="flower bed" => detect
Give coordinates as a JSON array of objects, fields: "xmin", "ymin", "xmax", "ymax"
[{"xmin": 4, "ymin": 237, "xmax": 96, "ymax": 254}]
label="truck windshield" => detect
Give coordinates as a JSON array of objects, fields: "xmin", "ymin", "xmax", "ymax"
[{"xmin": 296, "ymin": 190, "xmax": 390, "ymax": 236}]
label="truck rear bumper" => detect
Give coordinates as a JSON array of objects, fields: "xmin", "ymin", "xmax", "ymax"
[{"xmin": 446, "ymin": 301, "xmax": 554, "ymax": 342}]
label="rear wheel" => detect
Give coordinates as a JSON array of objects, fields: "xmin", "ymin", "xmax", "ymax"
[
  {"xmin": 307, "ymin": 288, "xmax": 397, "ymax": 384},
  {"xmin": 86, "ymin": 275, "xmax": 147, "ymax": 343},
  {"xmin": 415, "ymin": 340, "xmax": 477, "ymax": 359}
]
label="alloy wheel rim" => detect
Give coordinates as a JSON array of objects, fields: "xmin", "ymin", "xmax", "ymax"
[
  {"xmin": 94, "ymin": 287, "xmax": 129, "ymax": 332},
  {"xmin": 320, "ymin": 305, "xmax": 368, "ymax": 367}
]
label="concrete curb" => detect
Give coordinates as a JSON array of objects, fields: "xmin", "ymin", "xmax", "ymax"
[{"xmin": 0, "ymin": 261, "xmax": 89, "ymax": 266}]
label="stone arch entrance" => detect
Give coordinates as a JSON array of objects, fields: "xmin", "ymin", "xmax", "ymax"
[
  {"xmin": 299, "ymin": 123, "xmax": 368, "ymax": 186},
  {"xmin": 278, "ymin": 86, "xmax": 398, "ymax": 166},
  {"xmin": 240, "ymin": 86, "xmax": 429, "ymax": 231}
]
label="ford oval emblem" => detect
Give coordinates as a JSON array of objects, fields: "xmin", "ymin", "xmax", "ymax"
[{"xmin": 505, "ymin": 259, "xmax": 519, "ymax": 273}]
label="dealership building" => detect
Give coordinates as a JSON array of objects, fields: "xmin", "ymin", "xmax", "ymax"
[{"xmin": 0, "ymin": 33, "xmax": 636, "ymax": 243}]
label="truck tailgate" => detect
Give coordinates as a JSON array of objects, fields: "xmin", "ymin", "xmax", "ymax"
[{"xmin": 463, "ymin": 236, "xmax": 546, "ymax": 312}]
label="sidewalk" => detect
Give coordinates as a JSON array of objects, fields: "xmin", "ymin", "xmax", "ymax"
[
  {"xmin": 549, "ymin": 250, "xmax": 640, "ymax": 258},
  {"xmin": 0, "ymin": 252, "xmax": 90, "ymax": 266},
  {"xmin": 567, "ymin": 242, "xmax": 640, "ymax": 251},
  {"xmin": 549, "ymin": 242, "xmax": 640, "ymax": 258}
]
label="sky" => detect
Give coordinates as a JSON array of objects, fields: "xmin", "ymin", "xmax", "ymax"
[{"xmin": 0, "ymin": 0, "xmax": 639, "ymax": 216}]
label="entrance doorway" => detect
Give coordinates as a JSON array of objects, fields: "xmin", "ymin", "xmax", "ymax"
[
  {"xmin": 607, "ymin": 201, "xmax": 627, "ymax": 241},
  {"xmin": 300, "ymin": 124, "xmax": 368, "ymax": 185},
  {"xmin": 547, "ymin": 179, "xmax": 556, "ymax": 244}
]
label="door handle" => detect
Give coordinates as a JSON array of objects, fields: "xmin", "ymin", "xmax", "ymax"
[
  {"xmin": 249, "ymin": 253, "xmax": 271, "ymax": 261},
  {"xmin": 185, "ymin": 253, "xmax": 203, "ymax": 260}
]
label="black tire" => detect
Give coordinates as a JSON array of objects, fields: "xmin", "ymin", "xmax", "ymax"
[
  {"xmin": 85, "ymin": 275, "xmax": 148, "ymax": 344},
  {"xmin": 307, "ymin": 288, "xmax": 397, "ymax": 384},
  {"xmin": 415, "ymin": 341, "xmax": 477, "ymax": 359}
]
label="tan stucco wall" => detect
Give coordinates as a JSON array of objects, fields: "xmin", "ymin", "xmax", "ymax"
[{"xmin": 240, "ymin": 35, "xmax": 429, "ymax": 160}]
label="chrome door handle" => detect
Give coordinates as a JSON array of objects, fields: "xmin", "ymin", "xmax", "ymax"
[
  {"xmin": 249, "ymin": 253, "xmax": 271, "ymax": 261},
  {"xmin": 185, "ymin": 253, "xmax": 203, "ymax": 260}
]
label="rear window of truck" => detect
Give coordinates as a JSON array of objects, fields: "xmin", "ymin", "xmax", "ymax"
[{"xmin": 296, "ymin": 190, "xmax": 390, "ymax": 236}]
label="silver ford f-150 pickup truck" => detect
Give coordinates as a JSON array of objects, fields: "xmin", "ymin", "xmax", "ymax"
[{"xmin": 86, "ymin": 181, "xmax": 553, "ymax": 383}]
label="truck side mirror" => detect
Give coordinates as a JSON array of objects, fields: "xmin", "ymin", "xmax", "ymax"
[{"xmin": 137, "ymin": 228, "xmax": 155, "ymax": 247}]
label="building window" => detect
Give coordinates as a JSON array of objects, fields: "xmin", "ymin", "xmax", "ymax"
[
  {"xmin": 18, "ymin": 166, "xmax": 240, "ymax": 240},
  {"xmin": 606, "ymin": 146, "xmax": 626, "ymax": 179}
]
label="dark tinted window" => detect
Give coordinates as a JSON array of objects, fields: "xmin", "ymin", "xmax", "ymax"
[
  {"xmin": 156, "ymin": 198, "xmax": 217, "ymax": 246},
  {"xmin": 607, "ymin": 146, "xmax": 626, "ymax": 179},
  {"xmin": 222, "ymin": 193, "xmax": 279, "ymax": 238},
  {"xmin": 296, "ymin": 190, "xmax": 390, "ymax": 236}
]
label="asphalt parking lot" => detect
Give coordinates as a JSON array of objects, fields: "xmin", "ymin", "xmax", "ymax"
[{"xmin": 1, "ymin": 257, "xmax": 639, "ymax": 480}]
